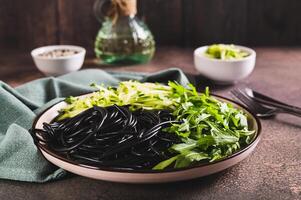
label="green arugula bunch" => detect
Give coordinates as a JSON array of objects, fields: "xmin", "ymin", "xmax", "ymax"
[{"xmin": 153, "ymin": 82, "xmax": 255, "ymax": 169}]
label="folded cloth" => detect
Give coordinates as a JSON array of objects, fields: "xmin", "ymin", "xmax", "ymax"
[{"xmin": 0, "ymin": 68, "xmax": 189, "ymax": 182}]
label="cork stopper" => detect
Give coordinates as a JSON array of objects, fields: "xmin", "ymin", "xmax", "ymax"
[
  {"xmin": 108, "ymin": 0, "xmax": 137, "ymax": 23},
  {"xmin": 114, "ymin": 0, "xmax": 137, "ymax": 16}
]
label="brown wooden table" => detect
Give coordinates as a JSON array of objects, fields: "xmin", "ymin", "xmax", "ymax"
[{"xmin": 0, "ymin": 47, "xmax": 301, "ymax": 200}]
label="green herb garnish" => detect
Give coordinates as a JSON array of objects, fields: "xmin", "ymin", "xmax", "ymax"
[{"xmin": 205, "ymin": 44, "xmax": 249, "ymax": 60}]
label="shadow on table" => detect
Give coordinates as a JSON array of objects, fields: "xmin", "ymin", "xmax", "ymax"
[
  {"xmin": 96, "ymin": 170, "xmax": 230, "ymax": 200},
  {"xmin": 274, "ymin": 115, "xmax": 301, "ymax": 129},
  {"xmin": 185, "ymin": 73, "xmax": 234, "ymax": 92}
]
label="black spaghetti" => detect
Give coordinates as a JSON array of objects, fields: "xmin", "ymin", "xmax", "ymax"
[{"xmin": 31, "ymin": 105, "xmax": 180, "ymax": 170}]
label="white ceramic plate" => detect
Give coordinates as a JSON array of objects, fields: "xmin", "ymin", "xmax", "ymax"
[{"xmin": 32, "ymin": 94, "xmax": 261, "ymax": 183}]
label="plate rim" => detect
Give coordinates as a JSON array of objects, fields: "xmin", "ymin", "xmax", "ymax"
[{"xmin": 32, "ymin": 93, "xmax": 262, "ymax": 174}]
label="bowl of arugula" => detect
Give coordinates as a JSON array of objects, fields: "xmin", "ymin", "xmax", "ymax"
[{"xmin": 31, "ymin": 81, "xmax": 261, "ymax": 183}]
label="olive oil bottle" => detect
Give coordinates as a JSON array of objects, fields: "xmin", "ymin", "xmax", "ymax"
[{"xmin": 94, "ymin": 0, "xmax": 155, "ymax": 64}]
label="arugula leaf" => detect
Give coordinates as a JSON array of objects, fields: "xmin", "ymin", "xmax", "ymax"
[
  {"xmin": 175, "ymin": 150, "xmax": 209, "ymax": 168},
  {"xmin": 171, "ymin": 140, "xmax": 197, "ymax": 152},
  {"xmin": 152, "ymin": 155, "xmax": 179, "ymax": 170}
]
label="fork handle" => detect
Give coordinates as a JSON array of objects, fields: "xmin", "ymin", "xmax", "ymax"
[
  {"xmin": 280, "ymin": 109, "xmax": 301, "ymax": 118},
  {"xmin": 254, "ymin": 98, "xmax": 301, "ymax": 116},
  {"xmin": 250, "ymin": 90, "xmax": 301, "ymax": 112}
]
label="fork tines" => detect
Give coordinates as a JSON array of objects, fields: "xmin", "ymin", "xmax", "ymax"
[{"xmin": 231, "ymin": 88, "xmax": 267, "ymax": 115}]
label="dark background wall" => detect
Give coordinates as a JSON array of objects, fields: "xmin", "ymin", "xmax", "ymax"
[{"xmin": 1, "ymin": 0, "xmax": 301, "ymax": 54}]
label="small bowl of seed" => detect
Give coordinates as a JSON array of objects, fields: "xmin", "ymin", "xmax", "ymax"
[{"xmin": 31, "ymin": 45, "xmax": 86, "ymax": 76}]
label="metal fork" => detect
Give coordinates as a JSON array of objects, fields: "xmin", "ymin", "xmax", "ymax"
[{"xmin": 231, "ymin": 88, "xmax": 301, "ymax": 118}]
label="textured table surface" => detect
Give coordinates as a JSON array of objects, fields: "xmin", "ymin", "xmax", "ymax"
[{"xmin": 0, "ymin": 47, "xmax": 300, "ymax": 200}]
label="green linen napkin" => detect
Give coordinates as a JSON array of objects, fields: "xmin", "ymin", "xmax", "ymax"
[{"xmin": 0, "ymin": 68, "xmax": 189, "ymax": 183}]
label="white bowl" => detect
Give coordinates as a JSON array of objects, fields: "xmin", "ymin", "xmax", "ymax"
[
  {"xmin": 31, "ymin": 45, "xmax": 86, "ymax": 76},
  {"xmin": 194, "ymin": 45, "xmax": 256, "ymax": 84}
]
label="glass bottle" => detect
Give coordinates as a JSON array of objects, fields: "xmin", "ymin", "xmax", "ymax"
[{"xmin": 94, "ymin": 0, "xmax": 155, "ymax": 64}]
